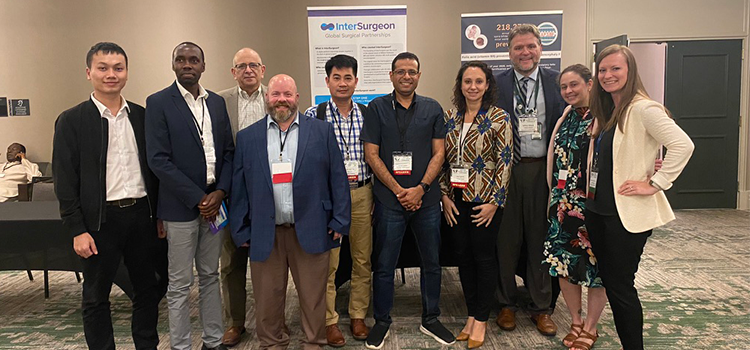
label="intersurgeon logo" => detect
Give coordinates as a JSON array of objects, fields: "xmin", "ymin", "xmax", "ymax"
[
  {"xmin": 538, "ymin": 22, "xmax": 559, "ymax": 46},
  {"xmin": 321, "ymin": 23, "xmax": 335, "ymax": 31}
]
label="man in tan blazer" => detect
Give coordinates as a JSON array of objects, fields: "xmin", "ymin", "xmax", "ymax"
[{"xmin": 216, "ymin": 47, "xmax": 266, "ymax": 346}]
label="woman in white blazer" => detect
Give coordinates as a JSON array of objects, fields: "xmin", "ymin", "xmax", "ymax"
[{"xmin": 586, "ymin": 45, "xmax": 694, "ymax": 350}]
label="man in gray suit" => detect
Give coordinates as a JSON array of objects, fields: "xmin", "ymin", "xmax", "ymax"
[{"xmin": 216, "ymin": 47, "xmax": 266, "ymax": 347}]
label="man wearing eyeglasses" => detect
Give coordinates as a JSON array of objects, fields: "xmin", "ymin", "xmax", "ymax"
[
  {"xmin": 216, "ymin": 47, "xmax": 266, "ymax": 347},
  {"xmin": 360, "ymin": 52, "xmax": 454, "ymax": 349}
]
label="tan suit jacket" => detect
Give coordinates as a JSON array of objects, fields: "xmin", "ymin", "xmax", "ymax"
[
  {"xmin": 587, "ymin": 96, "xmax": 694, "ymax": 233},
  {"xmin": 217, "ymin": 84, "xmax": 267, "ymax": 140}
]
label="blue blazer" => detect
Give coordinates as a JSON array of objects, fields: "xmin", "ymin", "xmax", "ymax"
[
  {"xmin": 145, "ymin": 82, "xmax": 234, "ymax": 222},
  {"xmin": 494, "ymin": 67, "xmax": 567, "ymax": 145},
  {"xmin": 230, "ymin": 113, "xmax": 351, "ymax": 262}
]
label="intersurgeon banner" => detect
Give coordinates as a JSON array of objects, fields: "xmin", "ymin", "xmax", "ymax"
[
  {"xmin": 461, "ymin": 11, "xmax": 562, "ymax": 73},
  {"xmin": 308, "ymin": 5, "xmax": 407, "ymax": 105}
]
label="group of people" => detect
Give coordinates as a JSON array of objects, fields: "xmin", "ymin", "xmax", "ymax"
[{"xmin": 47, "ymin": 22, "xmax": 693, "ymax": 350}]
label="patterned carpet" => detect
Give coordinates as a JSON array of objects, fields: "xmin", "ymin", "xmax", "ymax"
[{"xmin": 0, "ymin": 210, "xmax": 747, "ymax": 349}]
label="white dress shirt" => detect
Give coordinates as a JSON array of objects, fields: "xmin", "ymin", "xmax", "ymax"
[
  {"xmin": 238, "ymin": 85, "xmax": 266, "ymax": 131},
  {"xmin": 0, "ymin": 158, "xmax": 42, "ymax": 202},
  {"xmin": 91, "ymin": 93, "xmax": 147, "ymax": 201},
  {"xmin": 176, "ymin": 82, "xmax": 217, "ymax": 185}
]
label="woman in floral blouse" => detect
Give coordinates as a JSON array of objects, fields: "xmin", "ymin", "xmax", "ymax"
[
  {"xmin": 440, "ymin": 61, "xmax": 512, "ymax": 349},
  {"xmin": 543, "ymin": 64, "xmax": 606, "ymax": 350}
]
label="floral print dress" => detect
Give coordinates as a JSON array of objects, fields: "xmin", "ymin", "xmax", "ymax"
[{"xmin": 543, "ymin": 107, "xmax": 602, "ymax": 287}]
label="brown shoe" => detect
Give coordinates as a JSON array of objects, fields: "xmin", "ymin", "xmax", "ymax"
[
  {"xmin": 531, "ymin": 314, "xmax": 557, "ymax": 336},
  {"xmin": 496, "ymin": 308, "xmax": 516, "ymax": 331},
  {"xmin": 350, "ymin": 318, "xmax": 370, "ymax": 340},
  {"xmin": 326, "ymin": 324, "xmax": 346, "ymax": 347},
  {"xmin": 222, "ymin": 326, "xmax": 245, "ymax": 346}
]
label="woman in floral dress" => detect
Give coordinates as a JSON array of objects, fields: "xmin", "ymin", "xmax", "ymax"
[{"xmin": 543, "ymin": 64, "xmax": 607, "ymax": 350}]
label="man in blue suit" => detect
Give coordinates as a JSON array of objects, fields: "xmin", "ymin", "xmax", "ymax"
[
  {"xmin": 493, "ymin": 24, "xmax": 566, "ymax": 336},
  {"xmin": 146, "ymin": 42, "xmax": 234, "ymax": 350},
  {"xmin": 230, "ymin": 74, "xmax": 351, "ymax": 350}
]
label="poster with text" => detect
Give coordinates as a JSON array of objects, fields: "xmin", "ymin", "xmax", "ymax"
[
  {"xmin": 461, "ymin": 11, "xmax": 562, "ymax": 73},
  {"xmin": 308, "ymin": 5, "xmax": 407, "ymax": 105}
]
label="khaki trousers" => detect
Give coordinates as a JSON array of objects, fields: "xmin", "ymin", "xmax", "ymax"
[
  {"xmin": 251, "ymin": 225, "xmax": 329, "ymax": 350},
  {"xmin": 325, "ymin": 182, "xmax": 373, "ymax": 325}
]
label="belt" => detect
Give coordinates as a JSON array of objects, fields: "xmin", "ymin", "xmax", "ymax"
[
  {"xmin": 519, "ymin": 157, "xmax": 545, "ymax": 163},
  {"xmin": 276, "ymin": 223, "xmax": 295, "ymax": 228},
  {"xmin": 351, "ymin": 177, "xmax": 372, "ymax": 189},
  {"xmin": 106, "ymin": 197, "xmax": 145, "ymax": 208}
]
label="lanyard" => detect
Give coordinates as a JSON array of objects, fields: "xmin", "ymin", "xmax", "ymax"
[
  {"xmin": 2, "ymin": 162, "xmax": 19, "ymax": 172},
  {"xmin": 392, "ymin": 92, "xmax": 415, "ymax": 150},
  {"xmin": 331, "ymin": 101, "xmax": 355, "ymax": 159},
  {"xmin": 593, "ymin": 129, "xmax": 606, "ymax": 170},
  {"xmin": 456, "ymin": 109, "xmax": 483, "ymax": 163},
  {"xmin": 191, "ymin": 99, "xmax": 206, "ymax": 144},
  {"xmin": 513, "ymin": 75, "xmax": 540, "ymax": 114},
  {"xmin": 277, "ymin": 125, "xmax": 292, "ymax": 160}
]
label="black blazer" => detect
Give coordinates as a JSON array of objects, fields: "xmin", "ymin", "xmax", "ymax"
[
  {"xmin": 53, "ymin": 99, "xmax": 159, "ymax": 237},
  {"xmin": 494, "ymin": 67, "xmax": 567, "ymax": 145},
  {"xmin": 145, "ymin": 82, "xmax": 234, "ymax": 222}
]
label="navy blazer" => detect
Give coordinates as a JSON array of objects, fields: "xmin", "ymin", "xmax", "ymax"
[
  {"xmin": 494, "ymin": 67, "xmax": 567, "ymax": 145},
  {"xmin": 230, "ymin": 113, "xmax": 351, "ymax": 262},
  {"xmin": 145, "ymin": 82, "xmax": 234, "ymax": 222}
]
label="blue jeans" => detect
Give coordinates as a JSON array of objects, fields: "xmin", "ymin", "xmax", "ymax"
[{"xmin": 372, "ymin": 201, "xmax": 442, "ymax": 326}]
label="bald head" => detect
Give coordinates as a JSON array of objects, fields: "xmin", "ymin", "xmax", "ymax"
[
  {"xmin": 266, "ymin": 74, "xmax": 299, "ymax": 124},
  {"xmin": 231, "ymin": 48, "xmax": 265, "ymax": 94}
]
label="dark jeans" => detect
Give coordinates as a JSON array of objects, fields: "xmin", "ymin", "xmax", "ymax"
[
  {"xmin": 80, "ymin": 199, "xmax": 164, "ymax": 350},
  {"xmin": 585, "ymin": 209, "xmax": 651, "ymax": 350},
  {"xmin": 372, "ymin": 201, "xmax": 442, "ymax": 326},
  {"xmin": 450, "ymin": 195, "xmax": 502, "ymax": 322}
]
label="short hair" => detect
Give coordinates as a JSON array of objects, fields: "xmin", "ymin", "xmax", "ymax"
[
  {"xmin": 558, "ymin": 64, "xmax": 592, "ymax": 86},
  {"xmin": 325, "ymin": 54, "xmax": 358, "ymax": 77},
  {"xmin": 391, "ymin": 52, "xmax": 420, "ymax": 72},
  {"xmin": 451, "ymin": 61, "xmax": 497, "ymax": 113},
  {"xmin": 508, "ymin": 24, "xmax": 541, "ymax": 46},
  {"xmin": 9, "ymin": 143, "xmax": 25, "ymax": 154},
  {"xmin": 173, "ymin": 41, "xmax": 205, "ymax": 61},
  {"xmin": 86, "ymin": 42, "xmax": 128, "ymax": 68}
]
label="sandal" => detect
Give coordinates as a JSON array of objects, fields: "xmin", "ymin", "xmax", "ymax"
[
  {"xmin": 571, "ymin": 329, "xmax": 599, "ymax": 350},
  {"xmin": 562, "ymin": 323, "xmax": 584, "ymax": 347}
]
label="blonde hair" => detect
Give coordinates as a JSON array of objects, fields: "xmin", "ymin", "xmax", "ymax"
[{"xmin": 590, "ymin": 45, "xmax": 651, "ymax": 136}]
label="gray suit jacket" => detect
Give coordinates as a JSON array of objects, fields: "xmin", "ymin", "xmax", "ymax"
[{"xmin": 217, "ymin": 84, "xmax": 267, "ymax": 140}]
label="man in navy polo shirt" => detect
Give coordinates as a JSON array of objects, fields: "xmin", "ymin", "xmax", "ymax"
[{"xmin": 360, "ymin": 52, "xmax": 454, "ymax": 349}]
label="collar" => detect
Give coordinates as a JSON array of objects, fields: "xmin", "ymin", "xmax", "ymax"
[
  {"xmin": 90, "ymin": 93, "xmax": 130, "ymax": 117},
  {"xmin": 514, "ymin": 66, "xmax": 540, "ymax": 82},
  {"xmin": 176, "ymin": 80, "xmax": 208, "ymax": 100},
  {"xmin": 239, "ymin": 84, "xmax": 264, "ymax": 100},
  {"xmin": 267, "ymin": 112, "xmax": 300, "ymax": 130},
  {"xmin": 328, "ymin": 98, "xmax": 358, "ymax": 117},
  {"xmin": 391, "ymin": 90, "xmax": 418, "ymax": 109}
]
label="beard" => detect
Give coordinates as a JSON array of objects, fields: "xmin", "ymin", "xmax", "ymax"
[{"xmin": 267, "ymin": 101, "xmax": 297, "ymax": 123}]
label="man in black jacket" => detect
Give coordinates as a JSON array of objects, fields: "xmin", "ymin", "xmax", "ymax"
[
  {"xmin": 53, "ymin": 42, "xmax": 166, "ymax": 350},
  {"xmin": 493, "ymin": 24, "xmax": 566, "ymax": 336}
]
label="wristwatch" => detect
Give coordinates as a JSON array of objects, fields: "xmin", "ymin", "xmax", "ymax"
[{"xmin": 418, "ymin": 182, "xmax": 430, "ymax": 193}]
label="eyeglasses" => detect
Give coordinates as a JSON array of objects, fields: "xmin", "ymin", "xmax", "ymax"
[
  {"xmin": 393, "ymin": 69, "xmax": 419, "ymax": 77},
  {"xmin": 234, "ymin": 62, "xmax": 262, "ymax": 71}
]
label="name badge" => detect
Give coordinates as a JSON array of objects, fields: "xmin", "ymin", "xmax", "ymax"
[
  {"xmin": 451, "ymin": 166, "xmax": 470, "ymax": 188},
  {"xmin": 587, "ymin": 171, "xmax": 598, "ymax": 199},
  {"xmin": 392, "ymin": 151, "xmax": 412, "ymax": 175},
  {"xmin": 345, "ymin": 160, "xmax": 359, "ymax": 182},
  {"xmin": 557, "ymin": 169, "xmax": 568, "ymax": 189},
  {"xmin": 272, "ymin": 160, "xmax": 293, "ymax": 184},
  {"xmin": 518, "ymin": 116, "xmax": 538, "ymax": 135}
]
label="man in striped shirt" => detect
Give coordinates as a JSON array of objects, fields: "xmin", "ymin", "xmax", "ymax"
[
  {"xmin": 304, "ymin": 54, "xmax": 372, "ymax": 347},
  {"xmin": 217, "ymin": 47, "xmax": 267, "ymax": 347}
]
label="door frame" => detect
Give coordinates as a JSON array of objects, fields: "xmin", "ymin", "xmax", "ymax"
[{"xmin": 587, "ymin": 36, "xmax": 750, "ymax": 209}]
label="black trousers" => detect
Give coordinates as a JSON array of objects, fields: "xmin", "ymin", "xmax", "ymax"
[
  {"xmin": 585, "ymin": 209, "xmax": 651, "ymax": 350},
  {"xmin": 450, "ymin": 194, "xmax": 503, "ymax": 322},
  {"xmin": 80, "ymin": 199, "xmax": 164, "ymax": 350},
  {"xmin": 496, "ymin": 160, "xmax": 552, "ymax": 314}
]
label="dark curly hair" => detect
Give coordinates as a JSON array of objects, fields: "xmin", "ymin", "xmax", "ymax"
[{"xmin": 451, "ymin": 61, "xmax": 497, "ymax": 114}]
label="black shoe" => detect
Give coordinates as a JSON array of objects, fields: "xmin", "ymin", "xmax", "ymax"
[
  {"xmin": 365, "ymin": 323, "xmax": 390, "ymax": 349},
  {"xmin": 420, "ymin": 320, "xmax": 456, "ymax": 345},
  {"xmin": 202, "ymin": 343, "xmax": 229, "ymax": 350}
]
